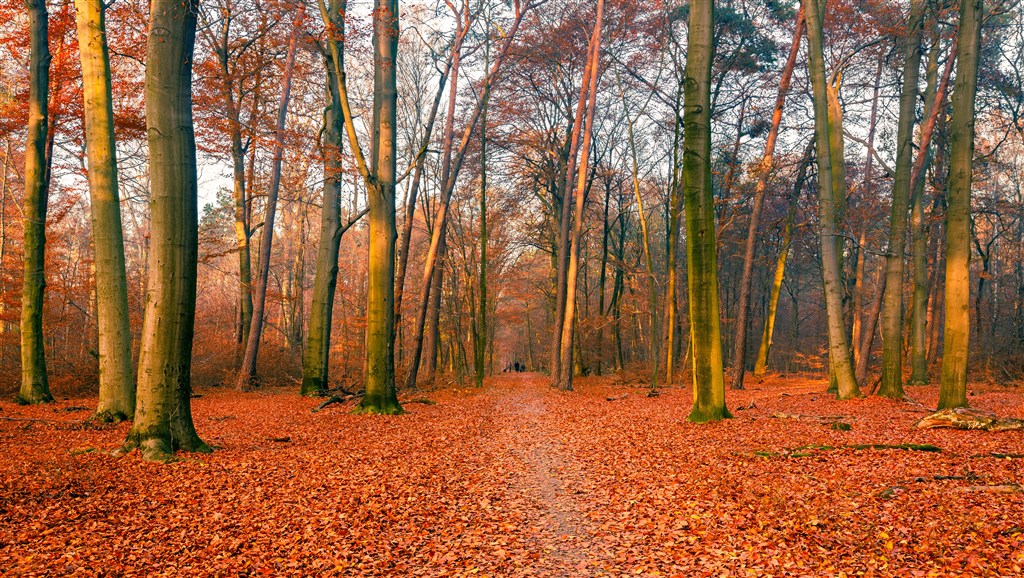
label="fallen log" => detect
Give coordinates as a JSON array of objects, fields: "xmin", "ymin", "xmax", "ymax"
[{"xmin": 915, "ymin": 407, "xmax": 1024, "ymax": 432}]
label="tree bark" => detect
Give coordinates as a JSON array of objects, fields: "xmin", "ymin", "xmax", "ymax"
[
  {"xmin": 75, "ymin": 0, "xmax": 135, "ymax": 419},
  {"xmin": 730, "ymin": 5, "xmax": 804, "ymax": 390},
  {"xmin": 878, "ymin": 0, "xmax": 925, "ymax": 399},
  {"xmin": 684, "ymin": 0, "xmax": 729, "ymax": 421},
  {"xmin": 354, "ymin": 0, "xmax": 403, "ymax": 413},
  {"xmin": 939, "ymin": 0, "xmax": 982, "ymax": 410},
  {"xmin": 474, "ymin": 30, "xmax": 491, "ymax": 390},
  {"xmin": 301, "ymin": 51, "xmax": 346, "ymax": 396},
  {"xmin": 804, "ymin": 0, "xmax": 860, "ymax": 399},
  {"xmin": 18, "ymin": 0, "xmax": 54, "ymax": 405},
  {"xmin": 126, "ymin": 0, "xmax": 208, "ymax": 459}
]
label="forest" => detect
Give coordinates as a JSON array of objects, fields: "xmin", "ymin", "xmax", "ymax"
[{"xmin": 2, "ymin": 0, "xmax": 1024, "ymax": 574}]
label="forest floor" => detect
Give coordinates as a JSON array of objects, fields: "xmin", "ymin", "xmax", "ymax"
[{"xmin": 1, "ymin": 373, "xmax": 1023, "ymax": 577}]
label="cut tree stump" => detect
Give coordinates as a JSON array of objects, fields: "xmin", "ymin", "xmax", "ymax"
[{"xmin": 916, "ymin": 407, "xmax": 1024, "ymax": 432}]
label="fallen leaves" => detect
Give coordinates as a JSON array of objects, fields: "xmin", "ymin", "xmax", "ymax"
[{"xmin": 0, "ymin": 374, "xmax": 1022, "ymax": 576}]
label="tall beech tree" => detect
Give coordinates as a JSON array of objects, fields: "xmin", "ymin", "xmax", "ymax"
[
  {"xmin": 803, "ymin": 0, "xmax": 860, "ymax": 400},
  {"xmin": 18, "ymin": 0, "xmax": 54, "ymax": 405},
  {"xmin": 125, "ymin": 0, "xmax": 208, "ymax": 459},
  {"xmin": 684, "ymin": 0, "xmax": 729, "ymax": 422},
  {"xmin": 878, "ymin": 0, "xmax": 925, "ymax": 399},
  {"xmin": 940, "ymin": 0, "xmax": 983, "ymax": 410},
  {"xmin": 75, "ymin": 0, "xmax": 135, "ymax": 420}
]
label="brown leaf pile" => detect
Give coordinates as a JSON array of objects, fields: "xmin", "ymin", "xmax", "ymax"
[{"xmin": 2, "ymin": 374, "xmax": 1023, "ymax": 576}]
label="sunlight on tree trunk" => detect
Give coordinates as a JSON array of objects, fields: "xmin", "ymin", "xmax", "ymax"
[
  {"xmin": 940, "ymin": 0, "xmax": 982, "ymax": 410},
  {"xmin": 126, "ymin": 0, "xmax": 208, "ymax": 460},
  {"xmin": 355, "ymin": 0, "xmax": 403, "ymax": 414},
  {"xmin": 75, "ymin": 0, "xmax": 135, "ymax": 420},
  {"xmin": 18, "ymin": 0, "xmax": 54, "ymax": 406},
  {"xmin": 556, "ymin": 0, "xmax": 604, "ymax": 392}
]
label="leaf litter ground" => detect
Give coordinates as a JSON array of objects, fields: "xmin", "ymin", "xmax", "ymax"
[{"xmin": 1, "ymin": 373, "xmax": 1023, "ymax": 576}]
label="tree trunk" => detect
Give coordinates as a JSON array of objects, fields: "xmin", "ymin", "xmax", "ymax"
[
  {"xmin": 910, "ymin": 36, "xmax": 956, "ymax": 384},
  {"xmin": 301, "ymin": 52, "xmax": 346, "ymax": 396},
  {"xmin": 596, "ymin": 179, "xmax": 611, "ymax": 376},
  {"xmin": 730, "ymin": 5, "xmax": 804, "ymax": 390},
  {"xmin": 878, "ymin": 0, "xmax": 925, "ymax": 399},
  {"xmin": 550, "ymin": 48, "xmax": 595, "ymax": 387},
  {"xmin": 939, "ymin": 0, "xmax": 981, "ymax": 409},
  {"xmin": 18, "ymin": 0, "xmax": 54, "ymax": 405},
  {"xmin": 804, "ymin": 0, "xmax": 860, "ymax": 399},
  {"xmin": 126, "ymin": 0, "xmax": 208, "ymax": 459},
  {"xmin": 856, "ymin": 267, "xmax": 886, "ymax": 384},
  {"xmin": 663, "ymin": 95, "xmax": 682, "ymax": 386},
  {"xmin": 75, "ymin": 0, "xmax": 135, "ymax": 420},
  {"xmin": 236, "ymin": 6, "xmax": 304, "ymax": 389},
  {"xmin": 350, "ymin": 0, "xmax": 403, "ymax": 413},
  {"xmin": 422, "ymin": 235, "xmax": 445, "ymax": 381},
  {"xmin": 474, "ymin": 32, "xmax": 490, "ymax": 389},
  {"xmin": 556, "ymin": 0, "xmax": 604, "ymax": 392},
  {"xmin": 684, "ymin": 0, "xmax": 729, "ymax": 422}
]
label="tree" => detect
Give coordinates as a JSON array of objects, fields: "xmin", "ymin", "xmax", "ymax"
[
  {"xmin": 940, "ymin": 0, "xmax": 983, "ymax": 410},
  {"xmin": 236, "ymin": 5, "xmax": 304, "ymax": 390},
  {"xmin": 18, "ymin": 0, "xmax": 54, "ymax": 405},
  {"xmin": 556, "ymin": 0, "xmax": 604, "ymax": 392},
  {"xmin": 684, "ymin": 0, "xmax": 729, "ymax": 423},
  {"xmin": 803, "ymin": 0, "xmax": 860, "ymax": 400},
  {"xmin": 730, "ymin": 4, "xmax": 804, "ymax": 391},
  {"xmin": 124, "ymin": 0, "xmax": 209, "ymax": 459},
  {"xmin": 74, "ymin": 0, "xmax": 135, "ymax": 420},
  {"xmin": 300, "ymin": 39, "xmax": 362, "ymax": 396},
  {"xmin": 878, "ymin": 0, "xmax": 926, "ymax": 399}
]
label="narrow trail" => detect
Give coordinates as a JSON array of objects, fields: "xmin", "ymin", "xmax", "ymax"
[{"xmin": 489, "ymin": 373, "xmax": 599, "ymax": 576}]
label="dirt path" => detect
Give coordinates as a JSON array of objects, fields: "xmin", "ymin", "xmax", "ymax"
[{"xmin": 489, "ymin": 374, "xmax": 599, "ymax": 576}]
